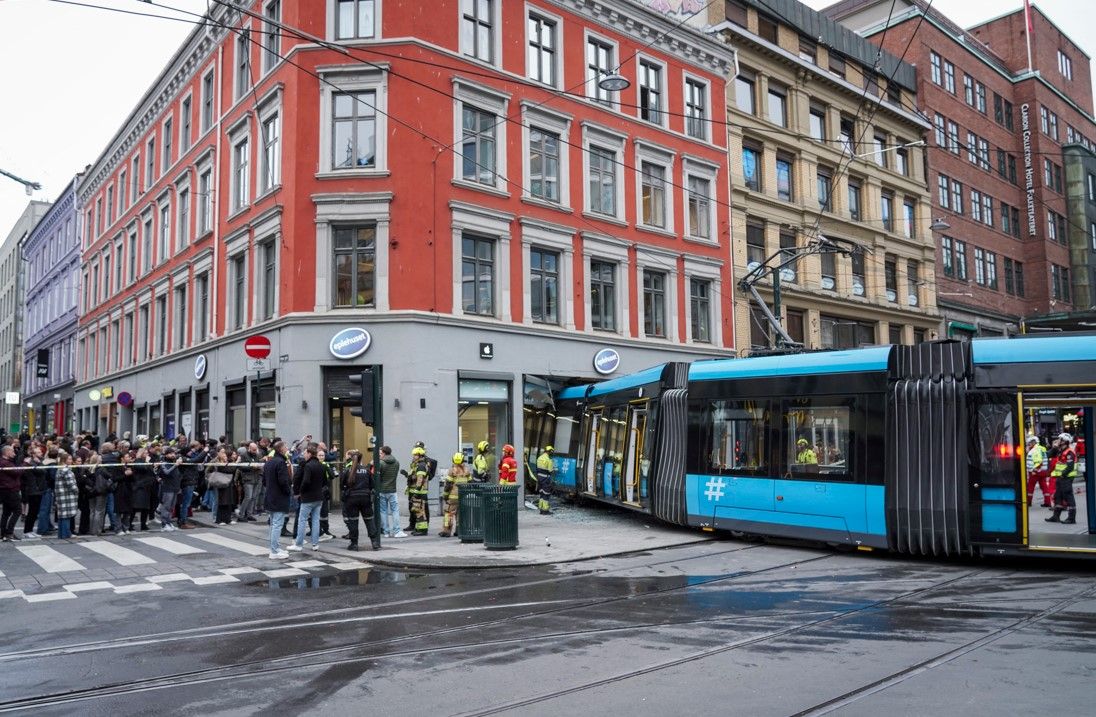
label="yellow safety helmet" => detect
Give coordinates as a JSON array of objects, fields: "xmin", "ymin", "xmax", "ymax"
[
  {"xmin": 452, "ymin": 452, "xmax": 464, "ymax": 464},
  {"xmin": 412, "ymin": 447, "xmax": 426, "ymax": 456},
  {"xmin": 797, "ymin": 438, "xmax": 809, "ymax": 447},
  {"xmin": 477, "ymin": 441, "xmax": 489, "ymax": 452},
  {"xmin": 544, "ymin": 445, "xmax": 554, "ymax": 453}
]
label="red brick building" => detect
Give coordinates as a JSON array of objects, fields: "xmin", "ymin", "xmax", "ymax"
[
  {"xmin": 824, "ymin": 1, "xmax": 1096, "ymax": 337},
  {"xmin": 74, "ymin": 0, "xmax": 736, "ymax": 462}
]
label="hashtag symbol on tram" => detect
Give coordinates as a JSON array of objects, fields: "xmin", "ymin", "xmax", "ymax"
[{"xmin": 704, "ymin": 477, "xmax": 726, "ymax": 501}]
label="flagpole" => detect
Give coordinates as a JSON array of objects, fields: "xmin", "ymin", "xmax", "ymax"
[{"xmin": 1024, "ymin": 0, "xmax": 1034, "ymax": 72}]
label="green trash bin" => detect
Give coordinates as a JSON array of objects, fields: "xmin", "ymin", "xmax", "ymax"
[
  {"xmin": 483, "ymin": 485, "xmax": 519, "ymax": 550},
  {"xmin": 458, "ymin": 483, "xmax": 486, "ymax": 543}
]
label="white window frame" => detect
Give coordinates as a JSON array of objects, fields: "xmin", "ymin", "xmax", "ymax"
[
  {"xmin": 520, "ymin": 102, "xmax": 571, "ymax": 209},
  {"xmin": 584, "ymin": 30, "xmax": 619, "ymax": 109},
  {"xmin": 251, "ymin": 209, "xmax": 282, "ymax": 322},
  {"xmin": 235, "ymin": 25, "xmax": 252, "ymax": 102},
  {"xmin": 225, "ymin": 235, "xmax": 249, "ymax": 333},
  {"xmin": 157, "ymin": 196, "xmax": 172, "ymax": 265},
  {"xmin": 313, "ymin": 192, "xmax": 391, "ymax": 313},
  {"xmin": 161, "ymin": 114, "xmax": 174, "ymax": 172},
  {"xmin": 683, "ymin": 256, "xmax": 723, "ymax": 346},
  {"xmin": 318, "ymin": 66, "xmax": 388, "ymax": 177},
  {"xmin": 200, "ymin": 66, "xmax": 216, "ymax": 134},
  {"xmin": 451, "ymin": 78, "xmax": 509, "ymax": 195},
  {"xmin": 191, "ymin": 254, "xmax": 213, "ymax": 344},
  {"xmin": 683, "ymin": 156, "xmax": 718, "ymax": 244},
  {"xmin": 327, "ymin": 0, "xmax": 381, "ymax": 41},
  {"xmin": 257, "ymin": 88, "xmax": 283, "ymax": 196},
  {"xmin": 581, "ymin": 232, "xmax": 630, "ymax": 336},
  {"xmin": 582, "ymin": 121, "xmax": 627, "ymax": 223},
  {"xmin": 683, "ymin": 73, "xmax": 710, "ymax": 142},
  {"xmin": 525, "ymin": 5, "xmax": 562, "ymax": 89},
  {"xmin": 229, "ymin": 121, "xmax": 251, "ymax": 214},
  {"xmin": 636, "ymin": 53, "xmax": 666, "ymax": 127},
  {"xmin": 636, "ymin": 247, "xmax": 678, "ymax": 342},
  {"xmin": 519, "ymin": 218, "xmax": 575, "ymax": 330},
  {"xmin": 449, "ymin": 201, "xmax": 512, "ymax": 321},
  {"xmin": 197, "ymin": 160, "xmax": 213, "ymax": 237},
  {"xmin": 261, "ymin": 0, "xmax": 281, "ymax": 74},
  {"xmin": 172, "ymin": 274, "xmax": 189, "ymax": 350},
  {"xmin": 633, "ymin": 140, "xmax": 675, "ymax": 235},
  {"xmin": 175, "ymin": 177, "xmax": 191, "ymax": 252},
  {"xmin": 180, "ymin": 92, "xmax": 193, "ymax": 154},
  {"xmin": 458, "ymin": 0, "xmax": 500, "ymax": 66}
]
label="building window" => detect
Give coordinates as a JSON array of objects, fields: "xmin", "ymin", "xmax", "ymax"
[
  {"xmin": 589, "ymin": 260, "xmax": 616, "ymax": 331},
  {"xmin": 963, "ymin": 74, "xmax": 974, "ymax": 105},
  {"xmin": 180, "ymin": 97, "xmax": 192, "ymax": 153},
  {"xmin": 529, "ymin": 127, "xmax": 560, "ymax": 203},
  {"xmin": 198, "ymin": 168, "xmax": 212, "ymax": 235},
  {"xmin": 462, "ymin": 234, "xmax": 495, "ymax": 316},
  {"xmin": 884, "ymin": 255, "xmax": 897, "ymax": 302},
  {"xmin": 260, "ymin": 112, "xmax": 281, "ymax": 192},
  {"xmin": 955, "ymin": 240, "xmax": 968, "ymax": 281},
  {"xmin": 1052, "ymin": 264, "xmax": 1071, "ymax": 302},
  {"xmin": 177, "ymin": 187, "xmax": 190, "ymax": 250},
  {"xmin": 155, "ymin": 295, "xmax": 167, "ymax": 356},
  {"xmin": 262, "ymin": 0, "xmax": 280, "ymax": 72},
  {"xmin": 775, "ymin": 154, "xmax": 793, "ymax": 201},
  {"xmin": 947, "ymin": 121, "xmax": 959, "ymax": 154},
  {"xmin": 757, "ymin": 15, "xmax": 777, "ymax": 43},
  {"xmin": 195, "ymin": 272, "xmax": 209, "ymax": 341},
  {"xmin": 1058, "ymin": 50, "xmax": 1073, "ymax": 80},
  {"xmin": 951, "ymin": 179, "xmax": 963, "ymax": 213},
  {"xmin": 146, "ymin": 138, "xmax": 155, "ymax": 189},
  {"xmin": 829, "ymin": 52, "xmax": 846, "ymax": 79},
  {"xmin": 685, "ymin": 78, "xmax": 707, "ymax": 140},
  {"xmin": 333, "ymin": 225, "xmax": 376, "ymax": 308},
  {"xmin": 734, "ymin": 70, "xmax": 755, "ymax": 115},
  {"xmin": 529, "ymin": 248, "xmax": 559, "ymax": 325},
  {"xmin": 127, "ymin": 231, "xmax": 137, "ymax": 282},
  {"xmin": 261, "ymin": 240, "xmax": 277, "ymax": 319},
  {"xmin": 527, "ymin": 13, "xmax": 556, "ymax": 87},
  {"xmin": 232, "ymin": 136, "xmax": 249, "ymax": 211},
  {"xmin": 930, "ymin": 52, "xmax": 941, "ymax": 84},
  {"xmin": 235, "ymin": 28, "xmax": 251, "ymax": 99},
  {"xmin": 937, "ymin": 174, "xmax": 950, "ymax": 209},
  {"xmin": 588, "ymin": 146, "xmax": 617, "ymax": 216},
  {"xmin": 943, "ymin": 60, "xmax": 955, "ymax": 94},
  {"xmin": 333, "ymin": 92, "xmax": 376, "ymax": 169},
  {"xmin": 158, "ymin": 203, "xmax": 170, "ymax": 263},
  {"xmin": 142, "ymin": 217, "xmax": 153, "ymax": 274},
  {"xmin": 638, "ymin": 60, "xmax": 663, "ymax": 124},
  {"xmin": 896, "ymin": 147, "xmax": 908, "ymax": 175},
  {"xmin": 690, "ymin": 279, "xmax": 711, "ymax": 343},
  {"xmin": 742, "ymin": 142, "xmax": 760, "ymax": 191},
  {"xmin": 687, "ymin": 175, "xmax": 711, "ymax": 238},
  {"xmin": 820, "ymin": 250, "xmax": 836, "ymax": 290},
  {"xmin": 976, "ymin": 82, "xmax": 986, "ymax": 114},
  {"xmin": 1015, "ymin": 261, "xmax": 1025, "ymax": 297},
  {"xmin": 848, "ymin": 179, "xmax": 861, "ymax": 220},
  {"xmin": 586, "ymin": 37, "xmax": 614, "ymax": 106},
  {"xmin": 799, "ymin": 36, "xmax": 817, "ymax": 64},
  {"xmin": 131, "ymin": 156, "xmax": 140, "ymax": 204},
  {"xmin": 1048, "ymin": 210, "xmax": 1059, "ymax": 242},
  {"xmin": 642, "ymin": 270, "xmax": 666, "ymax": 338},
  {"xmin": 941, "ymin": 236, "xmax": 954, "ymax": 277},
  {"xmin": 163, "ymin": 118, "xmax": 173, "ymax": 168},
  {"xmin": 779, "ymin": 231, "xmax": 797, "ymax": 283},
  {"xmin": 986, "ymin": 251, "xmax": 998, "ymax": 289},
  {"xmin": 903, "ymin": 199, "xmax": 915, "ymax": 238},
  {"xmin": 809, "ymin": 106, "xmax": 826, "ymax": 141},
  {"xmin": 640, "ymin": 162, "xmax": 666, "ymax": 228},
  {"xmin": 461, "ymin": 0, "xmax": 494, "ymax": 63},
  {"xmin": 336, "ymin": 0, "xmax": 375, "ymax": 40},
  {"xmin": 767, "ymin": 84, "xmax": 787, "ymax": 127},
  {"xmin": 873, "ymin": 134, "xmax": 887, "ymax": 168},
  {"xmin": 746, "ymin": 220, "xmax": 765, "ymax": 268},
  {"xmin": 174, "ymin": 284, "xmax": 187, "ymax": 349},
  {"xmin": 881, "ymin": 191, "xmax": 894, "ymax": 232},
  {"xmin": 816, "ymin": 168, "xmax": 832, "ymax": 211},
  {"xmin": 461, "ymin": 105, "xmax": 496, "ymax": 185},
  {"xmin": 201, "ymin": 70, "xmax": 214, "ymax": 132}
]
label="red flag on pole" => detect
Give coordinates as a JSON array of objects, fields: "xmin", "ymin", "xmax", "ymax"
[{"xmin": 1023, "ymin": 0, "xmax": 1034, "ymax": 71}]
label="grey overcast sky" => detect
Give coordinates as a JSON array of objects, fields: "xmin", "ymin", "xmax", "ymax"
[{"xmin": 0, "ymin": 0, "xmax": 1092, "ymax": 235}]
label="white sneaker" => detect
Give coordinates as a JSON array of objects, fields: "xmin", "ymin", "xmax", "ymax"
[
  {"xmin": 392, "ymin": 531, "xmax": 408, "ymax": 538},
  {"xmin": 24, "ymin": 532, "xmax": 41, "ymax": 539},
  {"xmin": 161, "ymin": 524, "xmax": 175, "ymax": 532},
  {"xmin": 286, "ymin": 544, "xmax": 303, "ymax": 552},
  {"xmin": 310, "ymin": 544, "xmax": 320, "ymax": 552},
  {"xmin": 319, "ymin": 533, "xmax": 334, "ymax": 542},
  {"xmin": 269, "ymin": 550, "xmax": 290, "ymax": 560}
]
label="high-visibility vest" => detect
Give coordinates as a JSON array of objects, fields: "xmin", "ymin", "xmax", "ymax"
[
  {"xmin": 797, "ymin": 448, "xmax": 817, "ymax": 464},
  {"xmin": 536, "ymin": 452, "xmax": 554, "ymax": 480},
  {"xmin": 1026, "ymin": 444, "xmax": 1047, "ymax": 473},
  {"xmin": 1051, "ymin": 448, "xmax": 1078, "ymax": 479}
]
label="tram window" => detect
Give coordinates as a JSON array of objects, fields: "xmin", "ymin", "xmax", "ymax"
[
  {"xmin": 553, "ymin": 414, "xmax": 576, "ymax": 455},
  {"xmin": 975, "ymin": 401, "xmax": 1019, "ymax": 486},
  {"xmin": 785, "ymin": 405, "xmax": 850, "ymax": 477},
  {"xmin": 706, "ymin": 400, "xmax": 769, "ymax": 475}
]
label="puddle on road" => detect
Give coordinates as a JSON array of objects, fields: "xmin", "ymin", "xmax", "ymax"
[{"xmin": 249, "ymin": 568, "xmax": 425, "ymax": 589}]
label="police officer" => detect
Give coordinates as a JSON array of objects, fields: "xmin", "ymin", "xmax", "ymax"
[
  {"xmin": 536, "ymin": 445, "xmax": 555, "ymax": 515},
  {"xmin": 1025, "ymin": 435, "xmax": 1050, "ymax": 508},
  {"xmin": 795, "ymin": 438, "xmax": 817, "ymax": 464},
  {"xmin": 472, "ymin": 441, "xmax": 491, "ymax": 482},
  {"xmin": 438, "ymin": 453, "xmax": 470, "ymax": 537},
  {"xmin": 1046, "ymin": 433, "xmax": 1079, "ymax": 524},
  {"xmin": 341, "ymin": 450, "xmax": 381, "ymax": 551}
]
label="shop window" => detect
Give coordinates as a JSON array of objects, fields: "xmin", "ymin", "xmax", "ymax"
[
  {"xmin": 251, "ymin": 379, "xmax": 276, "ymax": 441},
  {"xmin": 703, "ymin": 399, "xmax": 769, "ymax": 475},
  {"xmin": 458, "ymin": 378, "xmax": 511, "ymax": 480},
  {"xmin": 225, "ymin": 384, "xmax": 246, "ymax": 447},
  {"xmin": 783, "ymin": 401, "xmax": 851, "ymax": 478}
]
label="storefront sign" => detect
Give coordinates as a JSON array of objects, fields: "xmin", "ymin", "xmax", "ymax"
[
  {"xmin": 1020, "ymin": 103, "xmax": 1036, "ymax": 237},
  {"xmin": 329, "ymin": 327, "xmax": 371, "ymax": 360},
  {"xmin": 4, "ymin": 392, "xmax": 18, "ymax": 405},
  {"xmin": 88, "ymin": 389, "xmax": 101, "ymax": 402},
  {"xmin": 480, "ymin": 343, "xmax": 494, "ymax": 359},
  {"xmin": 194, "ymin": 354, "xmax": 207, "ymax": 381},
  {"xmin": 35, "ymin": 348, "xmax": 49, "ymax": 379},
  {"xmin": 593, "ymin": 348, "xmax": 621, "ymax": 375}
]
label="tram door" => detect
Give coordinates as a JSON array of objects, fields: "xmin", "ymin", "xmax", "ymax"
[
  {"xmin": 622, "ymin": 404, "xmax": 648, "ymax": 505},
  {"xmin": 582, "ymin": 409, "xmax": 603, "ymax": 496}
]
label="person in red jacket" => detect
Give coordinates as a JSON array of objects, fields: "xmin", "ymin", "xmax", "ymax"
[{"xmin": 498, "ymin": 444, "xmax": 518, "ymax": 485}]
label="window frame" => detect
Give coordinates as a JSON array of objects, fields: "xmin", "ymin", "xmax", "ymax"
[
  {"xmin": 637, "ymin": 55, "xmax": 665, "ymax": 126},
  {"xmin": 331, "ymin": 0, "xmax": 378, "ymax": 41},
  {"xmin": 460, "ymin": 0, "xmax": 498, "ymax": 65},
  {"xmin": 526, "ymin": 10, "xmax": 560, "ymax": 88},
  {"xmin": 452, "ymin": 79, "xmax": 509, "ymax": 193},
  {"xmin": 461, "ymin": 233, "xmax": 496, "ymax": 317},
  {"xmin": 528, "ymin": 246, "xmax": 561, "ymax": 325},
  {"xmin": 318, "ymin": 66, "xmax": 388, "ymax": 176},
  {"xmin": 585, "ymin": 31, "xmax": 617, "ymax": 108},
  {"xmin": 331, "ymin": 224, "xmax": 377, "ymax": 310},
  {"xmin": 521, "ymin": 103, "xmax": 570, "ymax": 208},
  {"xmin": 684, "ymin": 74, "xmax": 709, "ymax": 141}
]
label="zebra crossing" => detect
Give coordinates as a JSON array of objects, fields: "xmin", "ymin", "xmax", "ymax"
[{"xmin": 0, "ymin": 531, "xmax": 370, "ymax": 605}]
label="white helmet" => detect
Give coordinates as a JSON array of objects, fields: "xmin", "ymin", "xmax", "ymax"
[
  {"xmin": 1058, "ymin": 432, "xmax": 1073, "ymax": 443},
  {"xmin": 1026, "ymin": 435, "xmax": 1038, "ymax": 444}
]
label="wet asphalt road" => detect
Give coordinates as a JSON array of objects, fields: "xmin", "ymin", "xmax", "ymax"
[{"xmin": 1, "ymin": 539, "xmax": 1094, "ymax": 716}]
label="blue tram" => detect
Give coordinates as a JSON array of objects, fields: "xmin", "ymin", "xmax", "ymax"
[{"xmin": 551, "ymin": 336, "xmax": 1096, "ymax": 558}]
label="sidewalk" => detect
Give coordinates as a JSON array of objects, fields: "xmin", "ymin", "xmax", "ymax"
[{"xmin": 192, "ymin": 500, "xmax": 713, "ymax": 569}]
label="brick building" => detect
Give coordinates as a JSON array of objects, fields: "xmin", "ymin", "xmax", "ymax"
[
  {"xmin": 74, "ymin": 1, "xmax": 736, "ymax": 463},
  {"xmin": 824, "ymin": 0, "xmax": 1096, "ymax": 336},
  {"xmin": 683, "ymin": 0, "xmax": 939, "ymax": 351}
]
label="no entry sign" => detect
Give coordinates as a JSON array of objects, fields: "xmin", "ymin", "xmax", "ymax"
[{"xmin": 244, "ymin": 335, "xmax": 272, "ymax": 359}]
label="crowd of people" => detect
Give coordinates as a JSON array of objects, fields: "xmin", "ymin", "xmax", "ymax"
[{"xmin": 0, "ymin": 431, "xmax": 558, "ymax": 560}]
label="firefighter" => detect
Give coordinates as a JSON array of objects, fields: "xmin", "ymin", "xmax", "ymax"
[
  {"xmin": 472, "ymin": 441, "xmax": 491, "ymax": 482},
  {"xmin": 795, "ymin": 438, "xmax": 817, "ymax": 464},
  {"xmin": 341, "ymin": 450, "xmax": 380, "ymax": 551},
  {"xmin": 1025, "ymin": 435, "xmax": 1051, "ymax": 508},
  {"xmin": 404, "ymin": 442, "xmax": 436, "ymax": 533},
  {"xmin": 402, "ymin": 446, "xmax": 430, "ymax": 535},
  {"xmin": 439, "ymin": 453, "xmax": 470, "ymax": 537},
  {"xmin": 536, "ymin": 445, "xmax": 555, "ymax": 515},
  {"xmin": 1046, "ymin": 433, "xmax": 1079, "ymax": 524},
  {"xmin": 498, "ymin": 444, "xmax": 518, "ymax": 485}
]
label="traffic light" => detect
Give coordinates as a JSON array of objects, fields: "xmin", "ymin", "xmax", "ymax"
[{"xmin": 348, "ymin": 369, "xmax": 375, "ymax": 424}]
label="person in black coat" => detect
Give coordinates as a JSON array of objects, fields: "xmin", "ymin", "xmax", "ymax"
[
  {"xmin": 340, "ymin": 450, "xmax": 381, "ymax": 551},
  {"xmin": 208, "ymin": 448, "xmax": 237, "ymax": 525},
  {"xmin": 116, "ymin": 451, "xmax": 137, "ymax": 534},
  {"xmin": 263, "ymin": 441, "xmax": 293, "ymax": 558},
  {"xmin": 289, "ymin": 445, "xmax": 326, "ymax": 551},
  {"xmin": 130, "ymin": 447, "xmax": 157, "ymax": 531},
  {"xmin": 178, "ymin": 442, "xmax": 209, "ymax": 529}
]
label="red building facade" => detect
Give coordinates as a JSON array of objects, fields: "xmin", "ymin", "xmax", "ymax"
[{"xmin": 75, "ymin": 0, "xmax": 736, "ymax": 460}]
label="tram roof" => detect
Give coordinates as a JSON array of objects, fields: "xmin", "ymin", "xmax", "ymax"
[
  {"xmin": 688, "ymin": 346, "xmax": 892, "ymax": 382},
  {"xmin": 972, "ymin": 335, "xmax": 1096, "ymax": 365}
]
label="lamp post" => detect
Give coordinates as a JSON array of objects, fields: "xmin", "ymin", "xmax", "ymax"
[{"xmin": 597, "ymin": 73, "xmax": 630, "ymax": 92}]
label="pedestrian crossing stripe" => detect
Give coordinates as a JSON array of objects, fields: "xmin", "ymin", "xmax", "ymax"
[
  {"xmin": 132, "ymin": 536, "xmax": 206, "ymax": 555},
  {"xmin": 185, "ymin": 532, "xmax": 270, "ymax": 556},
  {"xmin": 81, "ymin": 541, "xmax": 157, "ymax": 566},
  {"xmin": 16, "ymin": 545, "xmax": 85, "ymax": 573}
]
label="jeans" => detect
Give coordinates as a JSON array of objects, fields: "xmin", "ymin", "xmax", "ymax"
[
  {"xmin": 177, "ymin": 486, "xmax": 194, "ymax": 526},
  {"xmin": 37, "ymin": 489, "xmax": 54, "ymax": 534},
  {"xmin": 239, "ymin": 481, "xmax": 257, "ymax": 519},
  {"xmin": 202, "ymin": 488, "xmax": 217, "ymax": 513},
  {"xmin": 89, "ymin": 495, "xmax": 108, "ymax": 535},
  {"xmin": 379, "ymin": 492, "xmax": 400, "ymax": 536},
  {"xmin": 295, "ymin": 501, "xmax": 323, "ymax": 547},
  {"xmin": 268, "ymin": 511, "xmax": 286, "ymax": 553},
  {"xmin": 105, "ymin": 493, "xmax": 118, "ymax": 532},
  {"xmin": 57, "ymin": 516, "xmax": 74, "ymax": 539},
  {"xmin": 158, "ymin": 490, "xmax": 177, "ymax": 526}
]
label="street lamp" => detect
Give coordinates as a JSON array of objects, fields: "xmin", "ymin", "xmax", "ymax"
[
  {"xmin": 597, "ymin": 72, "xmax": 630, "ymax": 92},
  {"xmin": 930, "ymin": 218, "xmax": 951, "ymax": 231}
]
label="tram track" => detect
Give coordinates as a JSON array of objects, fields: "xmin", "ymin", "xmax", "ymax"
[{"xmin": 0, "ymin": 547, "xmax": 842, "ymax": 711}]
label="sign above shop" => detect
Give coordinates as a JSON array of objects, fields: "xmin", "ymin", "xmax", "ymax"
[
  {"xmin": 329, "ymin": 327, "xmax": 371, "ymax": 360},
  {"xmin": 480, "ymin": 343, "xmax": 493, "ymax": 359},
  {"xmin": 36, "ymin": 348, "xmax": 49, "ymax": 379},
  {"xmin": 88, "ymin": 389, "xmax": 101, "ymax": 402},
  {"xmin": 593, "ymin": 348, "xmax": 621, "ymax": 375},
  {"xmin": 4, "ymin": 392, "xmax": 18, "ymax": 405},
  {"xmin": 194, "ymin": 354, "xmax": 207, "ymax": 381},
  {"xmin": 244, "ymin": 335, "xmax": 272, "ymax": 359}
]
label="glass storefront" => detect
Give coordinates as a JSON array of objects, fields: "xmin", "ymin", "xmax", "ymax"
[
  {"xmin": 324, "ymin": 366, "xmax": 376, "ymax": 461},
  {"xmin": 251, "ymin": 378, "xmax": 276, "ymax": 441},
  {"xmin": 458, "ymin": 378, "xmax": 510, "ymax": 480},
  {"xmin": 225, "ymin": 384, "xmax": 246, "ymax": 446}
]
